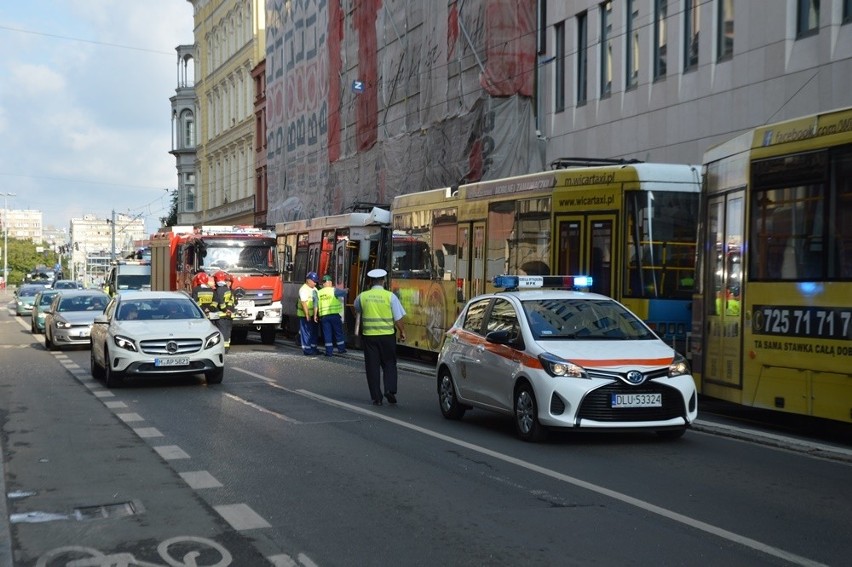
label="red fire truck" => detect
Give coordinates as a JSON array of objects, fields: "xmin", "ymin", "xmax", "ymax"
[{"xmin": 150, "ymin": 225, "xmax": 282, "ymax": 344}]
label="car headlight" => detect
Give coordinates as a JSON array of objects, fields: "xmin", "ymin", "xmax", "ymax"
[
  {"xmin": 113, "ymin": 334, "xmax": 138, "ymax": 352},
  {"xmin": 205, "ymin": 331, "xmax": 223, "ymax": 349},
  {"xmin": 538, "ymin": 352, "xmax": 588, "ymax": 379},
  {"xmin": 56, "ymin": 320, "xmax": 73, "ymax": 329},
  {"xmin": 668, "ymin": 353, "xmax": 690, "ymax": 377}
]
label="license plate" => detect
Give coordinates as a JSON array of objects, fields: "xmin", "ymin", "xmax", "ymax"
[
  {"xmin": 611, "ymin": 393, "xmax": 662, "ymax": 408},
  {"xmin": 237, "ymin": 300, "xmax": 254, "ymax": 309},
  {"xmin": 154, "ymin": 357, "xmax": 190, "ymax": 367},
  {"xmin": 78, "ymin": 330, "xmax": 90, "ymax": 338}
]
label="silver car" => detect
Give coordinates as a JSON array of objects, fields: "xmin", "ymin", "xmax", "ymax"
[{"xmin": 44, "ymin": 290, "xmax": 110, "ymax": 350}]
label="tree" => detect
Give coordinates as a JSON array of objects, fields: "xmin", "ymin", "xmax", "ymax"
[
  {"xmin": 160, "ymin": 189, "xmax": 178, "ymax": 227},
  {"xmin": 3, "ymin": 237, "xmax": 62, "ymax": 286}
]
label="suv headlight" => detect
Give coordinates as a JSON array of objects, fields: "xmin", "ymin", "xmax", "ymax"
[
  {"xmin": 113, "ymin": 335, "xmax": 138, "ymax": 352},
  {"xmin": 538, "ymin": 352, "xmax": 588, "ymax": 379},
  {"xmin": 205, "ymin": 331, "xmax": 223, "ymax": 349},
  {"xmin": 668, "ymin": 353, "xmax": 690, "ymax": 377}
]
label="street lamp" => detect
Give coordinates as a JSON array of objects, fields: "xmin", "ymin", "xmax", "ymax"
[{"xmin": 2, "ymin": 192, "xmax": 15, "ymax": 290}]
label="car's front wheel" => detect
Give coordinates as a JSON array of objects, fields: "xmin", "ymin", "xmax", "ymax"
[
  {"xmin": 438, "ymin": 368, "xmax": 466, "ymax": 420},
  {"xmin": 45, "ymin": 330, "xmax": 56, "ymax": 351},
  {"xmin": 103, "ymin": 347, "xmax": 123, "ymax": 388},
  {"xmin": 90, "ymin": 346, "xmax": 105, "ymax": 379},
  {"xmin": 514, "ymin": 382, "xmax": 547, "ymax": 442},
  {"xmin": 206, "ymin": 367, "xmax": 224, "ymax": 385}
]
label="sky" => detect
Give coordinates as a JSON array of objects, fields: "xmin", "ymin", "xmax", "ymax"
[{"xmin": 0, "ymin": 0, "xmax": 194, "ymax": 236}]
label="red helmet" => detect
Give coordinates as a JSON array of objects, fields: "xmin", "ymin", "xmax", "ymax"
[
  {"xmin": 213, "ymin": 271, "xmax": 228, "ymax": 284},
  {"xmin": 193, "ymin": 272, "xmax": 209, "ymax": 287}
]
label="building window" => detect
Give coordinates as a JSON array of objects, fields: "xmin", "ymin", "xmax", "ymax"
[
  {"xmin": 845, "ymin": 0, "xmax": 852, "ymax": 23},
  {"xmin": 554, "ymin": 21, "xmax": 565, "ymax": 112},
  {"xmin": 684, "ymin": 0, "xmax": 700, "ymax": 71},
  {"xmin": 577, "ymin": 11, "xmax": 588, "ymax": 105},
  {"xmin": 797, "ymin": 0, "xmax": 820, "ymax": 36},
  {"xmin": 626, "ymin": 0, "xmax": 639, "ymax": 89},
  {"xmin": 600, "ymin": 1, "xmax": 612, "ymax": 97},
  {"xmin": 654, "ymin": 0, "xmax": 667, "ymax": 80},
  {"xmin": 717, "ymin": 0, "xmax": 734, "ymax": 61}
]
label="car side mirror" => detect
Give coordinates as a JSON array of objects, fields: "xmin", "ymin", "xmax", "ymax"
[
  {"xmin": 485, "ymin": 329, "xmax": 522, "ymax": 347},
  {"xmin": 93, "ymin": 314, "xmax": 109, "ymax": 325}
]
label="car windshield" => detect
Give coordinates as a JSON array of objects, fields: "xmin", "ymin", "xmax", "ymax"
[
  {"xmin": 118, "ymin": 298, "xmax": 204, "ymax": 321},
  {"xmin": 18, "ymin": 287, "xmax": 40, "ymax": 297},
  {"xmin": 522, "ymin": 298, "xmax": 655, "ymax": 340},
  {"xmin": 58, "ymin": 295, "xmax": 108, "ymax": 312},
  {"xmin": 54, "ymin": 281, "xmax": 78, "ymax": 289}
]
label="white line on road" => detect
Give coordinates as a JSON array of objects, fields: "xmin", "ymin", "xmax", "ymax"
[
  {"xmin": 295, "ymin": 389, "xmax": 828, "ymax": 567},
  {"xmin": 153, "ymin": 445, "xmax": 191, "ymax": 460},
  {"xmin": 222, "ymin": 392, "xmax": 302, "ymax": 424},
  {"xmin": 214, "ymin": 503, "xmax": 271, "ymax": 530},
  {"xmin": 180, "ymin": 470, "xmax": 223, "ymax": 490}
]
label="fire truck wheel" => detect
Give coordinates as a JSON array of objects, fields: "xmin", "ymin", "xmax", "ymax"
[{"xmin": 260, "ymin": 327, "xmax": 277, "ymax": 345}]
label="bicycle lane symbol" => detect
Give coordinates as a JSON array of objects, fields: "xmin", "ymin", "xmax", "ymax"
[{"xmin": 35, "ymin": 535, "xmax": 233, "ymax": 567}]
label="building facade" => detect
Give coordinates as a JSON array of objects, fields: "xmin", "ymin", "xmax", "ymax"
[
  {"xmin": 171, "ymin": 44, "xmax": 200, "ymax": 226},
  {"xmin": 69, "ymin": 214, "xmax": 146, "ymax": 286},
  {"xmin": 537, "ymin": 0, "xmax": 852, "ymax": 165},
  {"xmin": 188, "ymin": 0, "xmax": 266, "ymax": 226},
  {"xmin": 2, "ymin": 209, "xmax": 43, "ymax": 243},
  {"xmin": 186, "ymin": 1, "xmax": 852, "ymax": 227}
]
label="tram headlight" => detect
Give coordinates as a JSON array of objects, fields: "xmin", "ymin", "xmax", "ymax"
[
  {"xmin": 668, "ymin": 353, "xmax": 690, "ymax": 377},
  {"xmin": 539, "ymin": 352, "xmax": 588, "ymax": 379}
]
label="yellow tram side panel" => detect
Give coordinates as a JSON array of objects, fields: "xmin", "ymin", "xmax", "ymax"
[
  {"xmin": 740, "ymin": 282, "xmax": 852, "ymax": 423},
  {"xmin": 391, "ymin": 188, "xmax": 461, "ymax": 353}
]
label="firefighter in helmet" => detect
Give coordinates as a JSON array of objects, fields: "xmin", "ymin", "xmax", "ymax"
[
  {"xmin": 212, "ymin": 270, "xmax": 235, "ymax": 352},
  {"xmin": 191, "ymin": 271, "xmax": 215, "ymax": 317}
]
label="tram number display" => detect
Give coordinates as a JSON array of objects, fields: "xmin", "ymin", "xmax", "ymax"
[{"xmin": 752, "ymin": 305, "xmax": 852, "ymax": 340}]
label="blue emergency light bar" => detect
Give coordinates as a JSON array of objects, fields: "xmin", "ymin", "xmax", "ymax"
[{"xmin": 493, "ymin": 275, "xmax": 593, "ymax": 291}]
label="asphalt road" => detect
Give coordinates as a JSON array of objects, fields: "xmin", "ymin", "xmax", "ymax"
[{"xmin": 2, "ymin": 291, "xmax": 852, "ymax": 566}]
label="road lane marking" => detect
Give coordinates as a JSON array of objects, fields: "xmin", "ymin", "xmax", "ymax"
[
  {"xmin": 116, "ymin": 412, "xmax": 144, "ymax": 423},
  {"xmin": 180, "ymin": 471, "xmax": 223, "ymax": 490},
  {"xmin": 222, "ymin": 392, "xmax": 302, "ymax": 424},
  {"xmin": 297, "ymin": 389, "xmax": 828, "ymax": 567},
  {"xmin": 133, "ymin": 427, "xmax": 163, "ymax": 438},
  {"xmin": 92, "ymin": 390, "xmax": 115, "ymax": 398},
  {"xmin": 214, "ymin": 503, "xmax": 271, "ymax": 530},
  {"xmin": 154, "ymin": 445, "xmax": 190, "ymax": 460},
  {"xmin": 103, "ymin": 401, "xmax": 127, "ymax": 409}
]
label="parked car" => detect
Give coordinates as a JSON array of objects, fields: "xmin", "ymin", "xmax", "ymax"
[
  {"xmin": 90, "ymin": 291, "xmax": 225, "ymax": 388},
  {"xmin": 436, "ymin": 275, "xmax": 698, "ymax": 442},
  {"xmin": 52, "ymin": 279, "xmax": 84, "ymax": 290},
  {"xmin": 14, "ymin": 284, "xmax": 48, "ymax": 317},
  {"xmin": 43, "ymin": 289, "xmax": 110, "ymax": 351},
  {"xmin": 31, "ymin": 289, "xmax": 61, "ymax": 333}
]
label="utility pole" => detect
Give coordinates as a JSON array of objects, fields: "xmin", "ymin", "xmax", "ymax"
[
  {"xmin": 111, "ymin": 209, "xmax": 116, "ymax": 261},
  {"xmin": 2, "ymin": 192, "xmax": 16, "ymax": 288}
]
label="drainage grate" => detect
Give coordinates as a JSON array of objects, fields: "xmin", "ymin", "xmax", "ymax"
[{"xmin": 73, "ymin": 501, "xmax": 142, "ymax": 520}]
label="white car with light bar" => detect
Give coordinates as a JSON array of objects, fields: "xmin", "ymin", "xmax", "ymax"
[
  {"xmin": 436, "ymin": 275, "xmax": 697, "ymax": 442},
  {"xmin": 89, "ymin": 291, "xmax": 225, "ymax": 388}
]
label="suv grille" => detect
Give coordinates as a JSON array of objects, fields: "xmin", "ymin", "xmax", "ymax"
[
  {"xmin": 576, "ymin": 382, "xmax": 685, "ymax": 422},
  {"xmin": 140, "ymin": 338, "xmax": 203, "ymax": 355}
]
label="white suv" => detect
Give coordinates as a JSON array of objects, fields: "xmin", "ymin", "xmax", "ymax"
[
  {"xmin": 436, "ymin": 275, "xmax": 698, "ymax": 442},
  {"xmin": 90, "ymin": 291, "xmax": 225, "ymax": 387}
]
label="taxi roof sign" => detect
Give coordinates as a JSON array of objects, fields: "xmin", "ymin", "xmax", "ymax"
[{"xmin": 493, "ymin": 275, "xmax": 593, "ymax": 291}]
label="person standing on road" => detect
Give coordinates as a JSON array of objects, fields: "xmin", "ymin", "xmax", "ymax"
[
  {"xmin": 211, "ymin": 270, "xmax": 235, "ymax": 353},
  {"xmin": 298, "ymin": 271, "xmax": 321, "ymax": 355},
  {"xmin": 191, "ymin": 271, "xmax": 215, "ymax": 318},
  {"xmin": 317, "ymin": 274, "xmax": 348, "ymax": 356},
  {"xmin": 354, "ymin": 268, "xmax": 406, "ymax": 405}
]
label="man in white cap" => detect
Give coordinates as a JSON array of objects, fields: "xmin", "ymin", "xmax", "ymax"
[{"xmin": 354, "ymin": 267, "xmax": 406, "ymax": 405}]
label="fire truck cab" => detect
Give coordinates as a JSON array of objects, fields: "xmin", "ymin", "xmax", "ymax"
[{"xmin": 150, "ymin": 225, "xmax": 283, "ymax": 344}]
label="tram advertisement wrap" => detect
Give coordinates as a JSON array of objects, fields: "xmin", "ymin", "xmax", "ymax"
[{"xmin": 750, "ymin": 304, "xmax": 852, "ymax": 358}]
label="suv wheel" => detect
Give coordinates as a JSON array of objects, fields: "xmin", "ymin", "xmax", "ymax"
[{"xmin": 103, "ymin": 348, "xmax": 124, "ymax": 388}]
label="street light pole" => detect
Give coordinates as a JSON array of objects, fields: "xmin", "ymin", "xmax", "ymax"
[{"xmin": 2, "ymin": 192, "xmax": 16, "ymax": 289}]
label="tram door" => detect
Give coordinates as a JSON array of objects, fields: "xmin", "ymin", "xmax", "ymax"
[
  {"xmin": 703, "ymin": 192, "xmax": 744, "ymax": 387},
  {"xmin": 456, "ymin": 222, "xmax": 486, "ymax": 303},
  {"xmin": 557, "ymin": 214, "xmax": 616, "ymax": 296}
]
